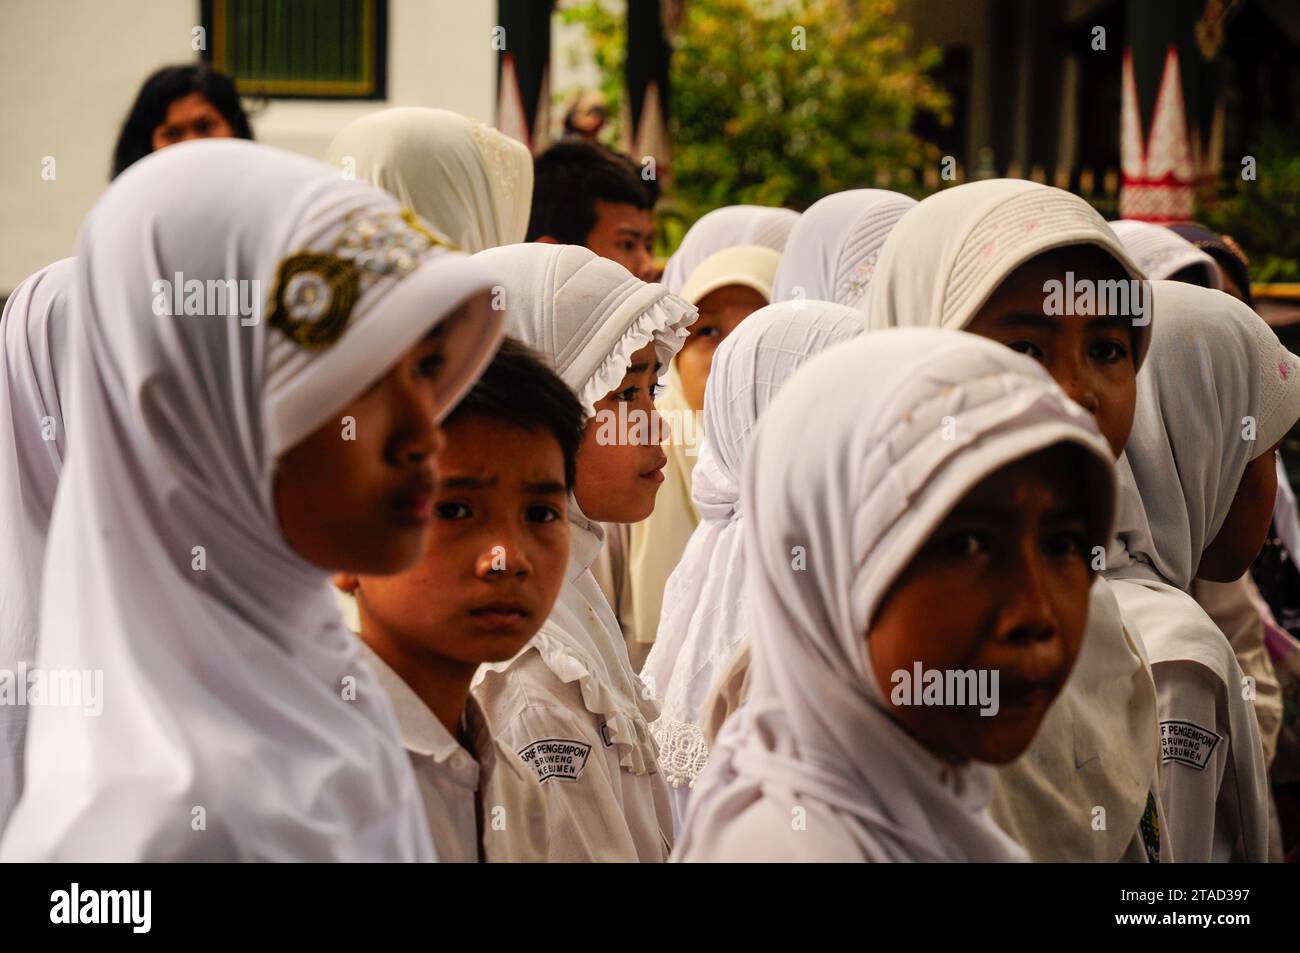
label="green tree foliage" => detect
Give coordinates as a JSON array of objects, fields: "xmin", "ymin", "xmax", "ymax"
[
  {"xmin": 1202, "ymin": 126, "xmax": 1300, "ymax": 283},
  {"xmin": 561, "ymin": 0, "xmax": 951, "ymax": 245},
  {"xmin": 671, "ymin": 0, "xmax": 948, "ymax": 220}
]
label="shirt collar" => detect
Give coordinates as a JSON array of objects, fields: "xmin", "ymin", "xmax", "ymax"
[{"xmin": 355, "ymin": 637, "xmax": 470, "ymax": 765}]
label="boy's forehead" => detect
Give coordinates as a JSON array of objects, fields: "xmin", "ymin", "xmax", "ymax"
[
  {"xmin": 594, "ymin": 199, "xmax": 652, "ymax": 231},
  {"xmin": 440, "ymin": 413, "xmax": 566, "ymax": 480}
]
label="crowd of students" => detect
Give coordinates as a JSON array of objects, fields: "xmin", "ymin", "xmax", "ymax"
[{"xmin": 0, "ymin": 64, "xmax": 1297, "ymax": 862}]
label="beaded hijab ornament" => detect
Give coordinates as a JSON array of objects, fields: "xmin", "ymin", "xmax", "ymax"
[{"xmin": 267, "ymin": 207, "xmax": 446, "ymax": 349}]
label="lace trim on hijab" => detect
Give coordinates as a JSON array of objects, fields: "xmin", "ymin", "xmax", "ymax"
[
  {"xmin": 649, "ymin": 715, "xmax": 709, "ymax": 788},
  {"xmin": 576, "ymin": 297, "xmax": 695, "ymax": 417}
]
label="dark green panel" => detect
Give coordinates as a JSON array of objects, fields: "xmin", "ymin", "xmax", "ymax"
[{"xmin": 215, "ymin": 0, "xmax": 381, "ymax": 97}]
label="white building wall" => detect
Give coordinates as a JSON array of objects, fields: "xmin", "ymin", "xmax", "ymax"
[{"xmin": 0, "ymin": 0, "xmax": 497, "ymax": 293}]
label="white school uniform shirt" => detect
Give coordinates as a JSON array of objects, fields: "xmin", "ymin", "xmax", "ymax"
[
  {"xmin": 1, "ymin": 141, "xmax": 505, "ymax": 862},
  {"xmin": 1113, "ymin": 218, "xmax": 1286, "ymax": 775},
  {"xmin": 475, "ymin": 508, "xmax": 674, "ymax": 861},
  {"xmin": 862, "ymin": 178, "xmax": 1162, "ymax": 861},
  {"xmin": 677, "ymin": 330, "xmax": 1117, "ymax": 862},
  {"xmin": 356, "ymin": 641, "xmax": 548, "ymax": 863},
  {"xmin": 1108, "ymin": 577, "xmax": 1264, "ymax": 862},
  {"xmin": 468, "ymin": 243, "xmax": 696, "ymax": 861},
  {"xmin": 1104, "ymin": 280, "xmax": 1300, "ymax": 862},
  {"xmin": 1192, "ymin": 574, "xmax": 1284, "ymax": 768}
]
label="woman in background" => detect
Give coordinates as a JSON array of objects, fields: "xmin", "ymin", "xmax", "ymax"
[{"xmin": 111, "ymin": 63, "xmax": 252, "ymax": 178}]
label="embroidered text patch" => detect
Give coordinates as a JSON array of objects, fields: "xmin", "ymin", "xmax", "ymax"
[
  {"xmin": 1160, "ymin": 720, "xmax": 1223, "ymax": 770},
  {"xmin": 518, "ymin": 738, "xmax": 592, "ymax": 783}
]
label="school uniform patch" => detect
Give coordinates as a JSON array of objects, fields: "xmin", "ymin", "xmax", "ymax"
[
  {"xmin": 518, "ymin": 738, "xmax": 592, "ymax": 783},
  {"xmin": 1159, "ymin": 720, "xmax": 1223, "ymax": 770}
]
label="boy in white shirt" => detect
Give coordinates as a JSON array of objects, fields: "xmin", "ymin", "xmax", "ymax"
[{"xmin": 336, "ymin": 338, "xmax": 583, "ymax": 861}]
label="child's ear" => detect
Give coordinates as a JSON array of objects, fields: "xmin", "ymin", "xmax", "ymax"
[{"xmin": 332, "ymin": 572, "xmax": 360, "ymax": 594}]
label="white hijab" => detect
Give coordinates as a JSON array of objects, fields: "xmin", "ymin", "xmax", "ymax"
[
  {"xmin": 677, "ymin": 329, "xmax": 1116, "ymax": 862},
  {"xmin": 1, "ymin": 140, "xmax": 504, "ymax": 861},
  {"xmin": 0, "ymin": 258, "xmax": 75, "ymax": 833},
  {"xmin": 771, "ymin": 189, "xmax": 917, "ymax": 309},
  {"xmin": 661, "ymin": 205, "xmax": 799, "ymax": 295},
  {"xmin": 1113, "ymin": 281, "xmax": 1300, "ymax": 593},
  {"xmin": 1102, "ymin": 282, "xmax": 1290, "ymax": 862},
  {"xmin": 471, "ymin": 242, "xmax": 697, "ymax": 773},
  {"xmin": 1107, "ymin": 276, "xmax": 1300, "ymax": 595},
  {"xmin": 326, "ymin": 107, "xmax": 534, "ymax": 253},
  {"xmin": 859, "ymin": 178, "xmax": 1163, "ymax": 860},
  {"xmin": 643, "ymin": 300, "xmax": 865, "ymax": 788},
  {"xmin": 627, "ymin": 244, "xmax": 781, "ymax": 648},
  {"xmin": 865, "ymin": 179, "xmax": 1150, "ymax": 366},
  {"xmin": 1110, "ymin": 220, "xmax": 1224, "ymax": 289}
]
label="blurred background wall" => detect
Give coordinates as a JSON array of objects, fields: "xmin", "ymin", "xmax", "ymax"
[{"xmin": 0, "ymin": 0, "xmax": 496, "ymax": 293}]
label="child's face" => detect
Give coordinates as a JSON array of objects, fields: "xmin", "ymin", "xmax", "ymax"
[
  {"xmin": 275, "ymin": 291, "xmax": 493, "ymax": 574},
  {"xmin": 573, "ymin": 341, "xmax": 668, "ymax": 523},
  {"xmin": 868, "ymin": 444, "xmax": 1094, "ymax": 765},
  {"xmin": 676, "ymin": 284, "xmax": 767, "ymax": 411},
  {"xmin": 1198, "ymin": 442, "xmax": 1281, "ymax": 582},
  {"xmin": 586, "ymin": 200, "xmax": 656, "ymax": 281},
  {"xmin": 965, "ymin": 247, "xmax": 1138, "ymax": 457},
  {"xmin": 337, "ymin": 412, "xmax": 570, "ymax": 665}
]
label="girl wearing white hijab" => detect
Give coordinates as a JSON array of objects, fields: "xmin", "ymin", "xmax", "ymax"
[
  {"xmin": 676, "ymin": 329, "xmax": 1117, "ymax": 862},
  {"xmin": 1, "ymin": 140, "xmax": 505, "ymax": 861},
  {"xmin": 615, "ymin": 245, "xmax": 780, "ymax": 666},
  {"xmin": 1112, "ymin": 222, "xmax": 1286, "ymax": 769},
  {"xmin": 643, "ymin": 300, "xmax": 865, "ymax": 828},
  {"xmin": 469, "ymin": 243, "xmax": 696, "ymax": 861},
  {"xmin": 326, "ymin": 106, "xmax": 533, "ymax": 253},
  {"xmin": 660, "ymin": 204, "xmax": 799, "ymax": 295},
  {"xmin": 0, "ymin": 258, "xmax": 75, "ymax": 834},
  {"xmin": 1104, "ymin": 279, "xmax": 1300, "ymax": 861},
  {"xmin": 599, "ymin": 206, "xmax": 793, "ymax": 660},
  {"xmin": 1109, "ymin": 219, "xmax": 1224, "ymax": 289},
  {"xmin": 770, "ymin": 189, "xmax": 917, "ymax": 310},
  {"xmin": 863, "ymin": 179, "xmax": 1166, "ymax": 861}
]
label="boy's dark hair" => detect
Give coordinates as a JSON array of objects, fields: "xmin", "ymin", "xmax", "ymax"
[
  {"xmin": 527, "ymin": 139, "xmax": 657, "ymax": 244},
  {"xmin": 448, "ymin": 337, "xmax": 585, "ymax": 489},
  {"xmin": 112, "ymin": 64, "xmax": 253, "ymax": 179}
]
